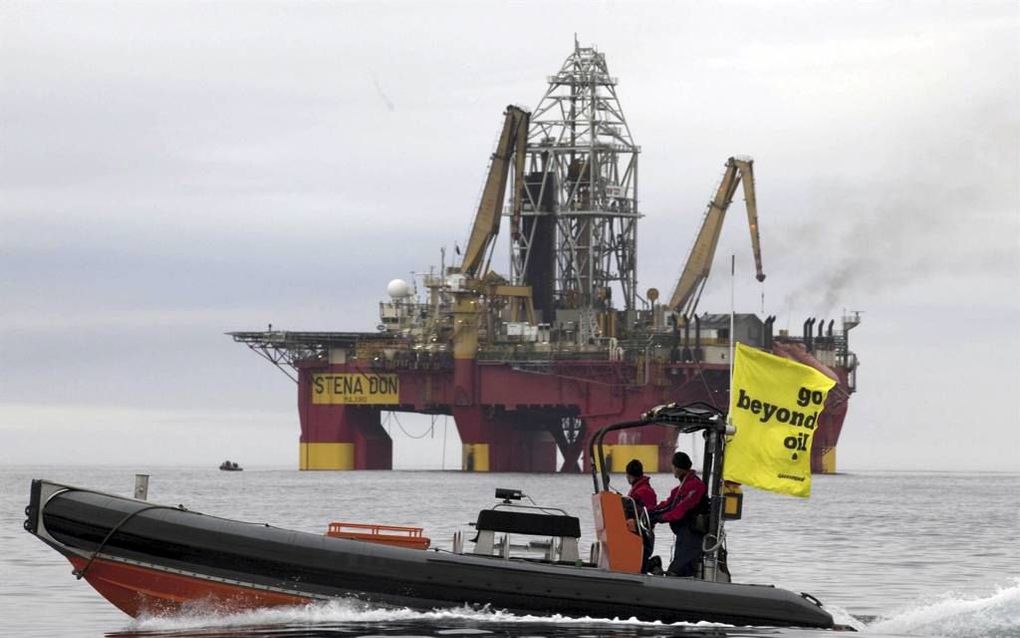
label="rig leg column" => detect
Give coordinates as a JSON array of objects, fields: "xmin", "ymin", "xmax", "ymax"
[
  {"xmin": 556, "ymin": 429, "xmax": 586, "ymax": 474},
  {"xmin": 299, "ymin": 405, "xmax": 393, "ymax": 470},
  {"xmin": 453, "ymin": 407, "xmax": 533, "ymax": 472},
  {"xmin": 299, "ymin": 404, "xmax": 355, "ymax": 470},
  {"xmin": 453, "ymin": 406, "xmax": 494, "ymax": 472},
  {"xmin": 509, "ymin": 426, "xmax": 557, "ymax": 473},
  {"xmin": 579, "ymin": 417, "xmax": 613, "ymax": 474},
  {"xmin": 298, "ymin": 374, "xmax": 393, "ymax": 470},
  {"xmin": 351, "ymin": 408, "xmax": 393, "ymax": 470},
  {"xmin": 601, "ymin": 425, "xmax": 662, "ymax": 474},
  {"xmin": 811, "ymin": 392, "xmax": 847, "ymax": 474},
  {"xmin": 577, "ymin": 418, "xmax": 664, "ymax": 474}
]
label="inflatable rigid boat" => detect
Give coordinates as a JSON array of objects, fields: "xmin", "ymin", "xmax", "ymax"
[{"xmin": 23, "ymin": 405, "xmax": 838, "ymax": 629}]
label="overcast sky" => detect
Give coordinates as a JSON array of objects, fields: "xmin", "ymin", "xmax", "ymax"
[{"xmin": 1, "ymin": 2, "xmax": 1017, "ymax": 472}]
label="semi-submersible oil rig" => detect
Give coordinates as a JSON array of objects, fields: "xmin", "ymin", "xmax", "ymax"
[{"xmin": 231, "ymin": 42, "xmax": 860, "ymax": 473}]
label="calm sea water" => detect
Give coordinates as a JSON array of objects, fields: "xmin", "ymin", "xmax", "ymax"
[{"xmin": 1, "ymin": 467, "xmax": 1017, "ymax": 638}]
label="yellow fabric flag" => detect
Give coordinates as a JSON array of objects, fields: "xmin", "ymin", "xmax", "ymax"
[{"xmin": 723, "ymin": 342, "xmax": 836, "ymax": 497}]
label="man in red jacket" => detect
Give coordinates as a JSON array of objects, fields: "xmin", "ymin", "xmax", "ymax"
[
  {"xmin": 625, "ymin": 459, "xmax": 657, "ymax": 511},
  {"xmin": 625, "ymin": 459, "xmax": 657, "ymax": 572},
  {"xmin": 649, "ymin": 451, "xmax": 708, "ymax": 577}
]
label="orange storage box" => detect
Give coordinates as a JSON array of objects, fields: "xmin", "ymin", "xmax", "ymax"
[{"xmin": 325, "ymin": 522, "xmax": 431, "ymax": 550}]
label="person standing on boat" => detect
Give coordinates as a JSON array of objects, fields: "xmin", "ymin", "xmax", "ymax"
[
  {"xmin": 648, "ymin": 451, "xmax": 708, "ymax": 577},
  {"xmin": 625, "ymin": 459, "xmax": 658, "ymax": 572}
]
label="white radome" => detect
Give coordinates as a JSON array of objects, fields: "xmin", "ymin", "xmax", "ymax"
[{"xmin": 386, "ymin": 279, "xmax": 413, "ymax": 298}]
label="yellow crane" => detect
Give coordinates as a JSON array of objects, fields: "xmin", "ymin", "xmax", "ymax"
[
  {"xmin": 668, "ymin": 157, "xmax": 765, "ymax": 317},
  {"xmin": 452, "ymin": 106, "xmax": 535, "ymax": 329},
  {"xmin": 458, "ymin": 105, "xmax": 530, "ymax": 280}
]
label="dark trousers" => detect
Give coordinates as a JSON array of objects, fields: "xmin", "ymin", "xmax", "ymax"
[
  {"xmin": 641, "ymin": 530, "xmax": 655, "ymax": 573},
  {"xmin": 666, "ymin": 525, "xmax": 704, "ymax": 577}
]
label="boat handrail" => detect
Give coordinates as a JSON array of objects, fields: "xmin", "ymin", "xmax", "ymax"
[{"xmin": 490, "ymin": 502, "xmax": 570, "ymax": 517}]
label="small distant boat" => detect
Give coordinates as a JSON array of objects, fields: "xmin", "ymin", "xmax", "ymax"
[{"xmin": 219, "ymin": 460, "xmax": 243, "ymax": 471}]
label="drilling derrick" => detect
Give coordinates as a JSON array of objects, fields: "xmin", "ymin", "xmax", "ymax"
[
  {"xmin": 230, "ymin": 41, "xmax": 860, "ymax": 475},
  {"xmin": 512, "ymin": 41, "xmax": 640, "ymax": 339}
]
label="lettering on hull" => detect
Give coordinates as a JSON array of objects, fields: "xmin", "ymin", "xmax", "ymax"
[{"xmin": 312, "ymin": 374, "xmax": 399, "ymax": 405}]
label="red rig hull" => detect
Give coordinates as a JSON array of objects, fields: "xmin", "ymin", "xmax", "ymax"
[{"xmin": 297, "ymin": 341, "xmax": 852, "ymax": 474}]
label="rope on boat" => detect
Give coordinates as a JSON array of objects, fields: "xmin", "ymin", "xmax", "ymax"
[
  {"xmin": 72, "ymin": 504, "xmax": 182, "ymax": 580},
  {"xmin": 702, "ymin": 528, "xmax": 725, "ymax": 553}
]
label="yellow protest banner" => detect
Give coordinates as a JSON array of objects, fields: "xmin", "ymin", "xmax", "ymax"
[{"xmin": 724, "ymin": 342, "xmax": 836, "ymax": 497}]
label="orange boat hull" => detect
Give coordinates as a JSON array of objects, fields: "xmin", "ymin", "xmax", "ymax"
[{"xmin": 67, "ymin": 556, "xmax": 312, "ymax": 618}]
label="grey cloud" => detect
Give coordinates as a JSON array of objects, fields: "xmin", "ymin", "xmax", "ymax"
[{"xmin": 1, "ymin": 1, "xmax": 1017, "ymax": 470}]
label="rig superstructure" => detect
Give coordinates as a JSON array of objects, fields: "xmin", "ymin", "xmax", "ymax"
[{"xmin": 231, "ymin": 41, "xmax": 860, "ymax": 473}]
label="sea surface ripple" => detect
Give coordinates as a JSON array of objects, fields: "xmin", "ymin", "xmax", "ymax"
[{"xmin": 2, "ymin": 467, "xmax": 1017, "ymax": 638}]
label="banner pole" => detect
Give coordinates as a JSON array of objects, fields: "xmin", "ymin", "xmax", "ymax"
[{"xmin": 702, "ymin": 254, "xmax": 738, "ymax": 583}]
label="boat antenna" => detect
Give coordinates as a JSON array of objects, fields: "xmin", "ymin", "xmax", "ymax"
[{"xmin": 729, "ymin": 254, "xmax": 735, "ymax": 394}]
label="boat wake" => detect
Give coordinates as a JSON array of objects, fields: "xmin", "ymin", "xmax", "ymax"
[
  {"xmin": 108, "ymin": 583, "xmax": 1020, "ymax": 638},
  {"xmin": 113, "ymin": 598, "xmax": 743, "ymax": 637},
  {"xmin": 863, "ymin": 580, "xmax": 1020, "ymax": 637}
]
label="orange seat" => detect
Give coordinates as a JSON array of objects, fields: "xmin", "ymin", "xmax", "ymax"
[{"xmin": 325, "ymin": 522, "xmax": 431, "ymax": 550}]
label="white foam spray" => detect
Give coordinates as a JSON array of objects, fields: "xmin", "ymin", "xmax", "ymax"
[
  {"xmin": 127, "ymin": 598, "xmax": 730, "ymax": 633},
  {"xmin": 865, "ymin": 580, "xmax": 1020, "ymax": 638}
]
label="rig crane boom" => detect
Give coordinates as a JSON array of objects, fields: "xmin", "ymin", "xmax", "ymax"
[
  {"xmin": 459, "ymin": 105, "xmax": 530, "ymax": 279},
  {"xmin": 668, "ymin": 157, "xmax": 765, "ymax": 316}
]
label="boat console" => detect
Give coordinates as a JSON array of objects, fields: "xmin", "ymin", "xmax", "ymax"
[{"xmin": 467, "ymin": 488, "xmax": 582, "ymax": 563}]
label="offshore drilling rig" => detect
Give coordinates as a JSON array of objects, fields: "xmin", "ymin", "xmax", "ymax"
[{"xmin": 231, "ymin": 41, "xmax": 860, "ymax": 473}]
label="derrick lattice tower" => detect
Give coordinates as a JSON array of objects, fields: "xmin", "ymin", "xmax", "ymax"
[{"xmin": 511, "ymin": 41, "xmax": 640, "ymax": 336}]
